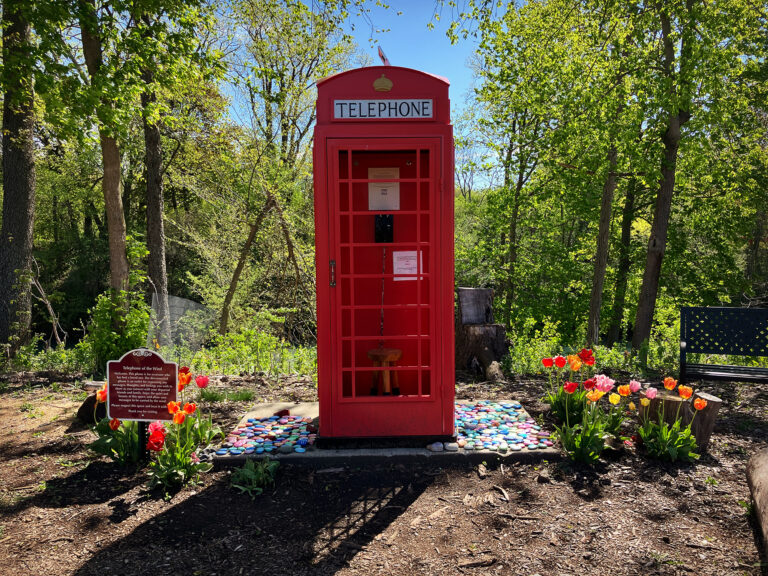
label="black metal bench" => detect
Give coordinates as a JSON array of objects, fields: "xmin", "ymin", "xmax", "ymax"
[{"xmin": 680, "ymin": 306, "xmax": 768, "ymax": 384}]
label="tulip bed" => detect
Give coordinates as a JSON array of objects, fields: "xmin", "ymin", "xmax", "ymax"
[
  {"xmin": 0, "ymin": 369, "xmax": 765, "ymax": 575},
  {"xmin": 542, "ymin": 349, "xmax": 709, "ymax": 464}
]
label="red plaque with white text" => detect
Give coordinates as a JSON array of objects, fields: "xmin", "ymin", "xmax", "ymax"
[{"xmin": 107, "ymin": 349, "xmax": 177, "ymax": 421}]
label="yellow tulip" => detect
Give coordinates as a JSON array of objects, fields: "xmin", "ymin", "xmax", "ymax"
[
  {"xmin": 640, "ymin": 397, "xmax": 650, "ymax": 407},
  {"xmin": 609, "ymin": 393, "xmax": 620, "ymax": 405}
]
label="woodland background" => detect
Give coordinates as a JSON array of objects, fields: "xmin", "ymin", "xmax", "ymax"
[{"xmin": 0, "ymin": 0, "xmax": 766, "ymax": 377}]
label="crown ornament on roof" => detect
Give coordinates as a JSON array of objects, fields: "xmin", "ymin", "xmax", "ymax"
[{"xmin": 373, "ymin": 74, "xmax": 393, "ymax": 92}]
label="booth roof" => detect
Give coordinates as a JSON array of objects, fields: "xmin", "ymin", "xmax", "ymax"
[{"xmin": 317, "ymin": 65, "xmax": 450, "ymax": 87}]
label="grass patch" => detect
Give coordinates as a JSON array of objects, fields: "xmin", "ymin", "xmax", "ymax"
[
  {"xmin": 20, "ymin": 402, "xmax": 35, "ymax": 413},
  {"xmin": 199, "ymin": 388, "xmax": 226, "ymax": 402},
  {"xmin": 227, "ymin": 389, "xmax": 255, "ymax": 402}
]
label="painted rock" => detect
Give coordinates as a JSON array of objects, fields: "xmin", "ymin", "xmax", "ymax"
[
  {"xmin": 444, "ymin": 442, "xmax": 459, "ymax": 452},
  {"xmin": 427, "ymin": 442, "xmax": 444, "ymax": 452}
]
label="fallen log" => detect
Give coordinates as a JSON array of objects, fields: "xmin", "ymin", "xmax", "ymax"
[{"xmin": 746, "ymin": 448, "xmax": 768, "ymax": 553}]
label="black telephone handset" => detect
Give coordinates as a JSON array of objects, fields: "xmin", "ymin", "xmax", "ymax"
[{"xmin": 374, "ymin": 214, "xmax": 393, "ymax": 243}]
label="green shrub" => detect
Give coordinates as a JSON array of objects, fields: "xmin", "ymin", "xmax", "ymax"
[
  {"xmin": 554, "ymin": 405, "xmax": 606, "ymax": 464},
  {"xmin": 230, "ymin": 457, "xmax": 279, "ymax": 498},
  {"xmin": 75, "ymin": 289, "xmax": 150, "ymax": 375},
  {"xmin": 637, "ymin": 417, "xmax": 698, "ymax": 462},
  {"xmin": 89, "ymin": 418, "xmax": 141, "ymax": 466},
  {"xmin": 544, "ymin": 385, "xmax": 587, "ymax": 426},
  {"xmin": 166, "ymin": 327, "xmax": 317, "ymax": 379}
]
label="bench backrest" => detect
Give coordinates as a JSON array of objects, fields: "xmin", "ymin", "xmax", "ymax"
[{"xmin": 681, "ymin": 306, "xmax": 768, "ymax": 357}]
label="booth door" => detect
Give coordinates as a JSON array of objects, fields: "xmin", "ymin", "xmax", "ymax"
[{"xmin": 327, "ymin": 139, "xmax": 443, "ymax": 437}]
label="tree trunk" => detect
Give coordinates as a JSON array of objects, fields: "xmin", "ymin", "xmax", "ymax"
[
  {"xmin": 632, "ymin": 8, "xmax": 691, "ymax": 352},
  {"xmin": 606, "ymin": 178, "xmax": 637, "ymax": 346},
  {"xmin": 79, "ymin": 0, "xmax": 129, "ymax": 295},
  {"xmin": 746, "ymin": 206, "xmax": 765, "ymax": 282},
  {"xmin": 219, "ymin": 198, "xmax": 275, "ymax": 335},
  {"xmin": 0, "ymin": 2, "xmax": 36, "ymax": 352},
  {"xmin": 141, "ymin": 57, "xmax": 172, "ymax": 346},
  {"xmin": 586, "ymin": 144, "xmax": 619, "ymax": 346},
  {"xmin": 501, "ymin": 137, "xmax": 520, "ymax": 328}
]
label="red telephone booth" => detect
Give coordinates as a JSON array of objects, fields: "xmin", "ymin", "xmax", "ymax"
[{"xmin": 313, "ymin": 66, "xmax": 455, "ymax": 439}]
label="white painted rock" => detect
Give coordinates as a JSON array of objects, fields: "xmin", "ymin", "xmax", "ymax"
[
  {"xmin": 444, "ymin": 442, "xmax": 459, "ymax": 452},
  {"xmin": 426, "ymin": 442, "xmax": 444, "ymax": 452}
]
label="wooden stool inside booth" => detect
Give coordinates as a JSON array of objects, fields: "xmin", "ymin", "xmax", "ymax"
[{"xmin": 367, "ymin": 348, "xmax": 402, "ymax": 395}]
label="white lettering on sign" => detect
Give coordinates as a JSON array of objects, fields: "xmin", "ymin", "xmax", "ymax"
[{"xmin": 334, "ymin": 99, "xmax": 433, "ymax": 119}]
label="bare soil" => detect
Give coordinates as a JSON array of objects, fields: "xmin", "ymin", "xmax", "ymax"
[{"xmin": 0, "ymin": 371, "xmax": 766, "ymax": 576}]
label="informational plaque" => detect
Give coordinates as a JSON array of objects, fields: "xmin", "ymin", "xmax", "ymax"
[
  {"xmin": 368, "ymin": 167, "xmax": 400, "ymax": 210},
  {"xmin": 393, "ymin": 250, "xmax": 422, "ymax": 281},
  {"xmin": 107, "ymin": 349, "xmax": 177, "ymax": 421}
]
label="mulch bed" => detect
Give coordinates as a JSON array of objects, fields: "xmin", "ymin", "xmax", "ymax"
[{"xmin": 0, "ymin": 371, "xmax": 766, "ymax": 575}]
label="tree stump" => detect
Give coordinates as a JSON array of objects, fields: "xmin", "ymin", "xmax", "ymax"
[
  {"xmin": 77, "ymin": 393, "xmax": 106, "ymax": 424},
  {"xmin": 684, "ymin": 391, "xmax": 722, "ymax": 451},
  {"xmin": 638, "ymin": 390, "xmax": 722, "ymax": 451},
  {"xmin": 640, "ymin": 392, "xmax": 685, "ymax": 426},
  {"xmin": 455, "ymin": 288, "xmax": 507, "ymax": 382}
]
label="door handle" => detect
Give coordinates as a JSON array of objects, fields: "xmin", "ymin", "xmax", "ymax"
[{"xmin": 330, "ymin": 260, "xmax": 336, "ymax": 287}]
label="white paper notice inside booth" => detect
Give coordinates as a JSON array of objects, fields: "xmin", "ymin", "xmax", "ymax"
[
  {"xmin": 368, "ymin": 167, "xmax": 400, "ymax": 210},
  {"xmin": 393, "ymin": 250, "xmax": 422, "ymax": 281}
]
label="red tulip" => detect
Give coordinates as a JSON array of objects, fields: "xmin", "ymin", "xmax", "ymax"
[
  {"xmin": 195, "ymin": 375, "xmax": 209, "ymax": 389},
  {"xmin": 583, "ymin": 377, "xmax": 596, "ymax": 390},
  {"xmin": 108, "ymin": 417, "xmax": 121, "ymax": 431},
  {"xmin": 554, "ymin": 355, "xmax": 566, "ymax": 369},
  {"xmin": 563, "ymin": 381, "xmax": 578, "ymax": 394},
  {"xmin": 183, "ymin": 402, "xmax": 197, "ymax": 415},
  {"xmin": 146, "ymin": 431, "xmax": 166, "ymax": 452},
  {"xmin": 542, "ymin": 358, "xmax": 554, "ymax": 368}
]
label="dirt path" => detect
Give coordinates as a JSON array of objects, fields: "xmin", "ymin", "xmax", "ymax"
[{"xmin": 0, "ymin": 374, "xmax": 765, "ymax": 575}]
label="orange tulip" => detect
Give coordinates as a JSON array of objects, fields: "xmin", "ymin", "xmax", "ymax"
[
  {"xmin": 618, "ymin": 384, "xmax": 631, "ymax": 397},
  {"xmin": 96, "ymin": 383, "xmax": 108, "ymax": 403},
  {"xmin": 183, "ymin": 402, "xmax": 197, "ymax": 415},
  {"xmin": 567, "ymin": 355, "xmax": 582, "ymax": 371},
  {"xmin": 168, "ymin": 401, "xmax": 180, "ymax": 414},
  {"xmin": 586, "ymin": 389, "xmax": 604, "ymax": 403},
  {"xmin": 678, "ymin": 385, "xmax": 693, "ymax": 400},
  {"xmin": 108, "ymin": 417, "xmax": 121, "ymax": 431},
  {"xmin": 694, "ymin": 398, "xmax": 708, "ymax": 411},
  {"xmin": 663, "ymin": 377, "xmax": 677, "ymax": 391},
  {"xmin": 178, "ymin": 371, "xmax": 192, "ymax": 391},
  {"xmin": 173, "ymin": 411, "xmax": 186, "ymax": 425}
]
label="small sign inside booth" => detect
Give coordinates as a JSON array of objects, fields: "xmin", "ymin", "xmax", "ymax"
[{"xmin": 107, "ymin": 349, "xmax": 177, "ymax": 421}]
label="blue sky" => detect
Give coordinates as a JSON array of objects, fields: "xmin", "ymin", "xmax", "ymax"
[{"xmin": 346, "ymin": 1, "xmax": 479, "ymax": 114}]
